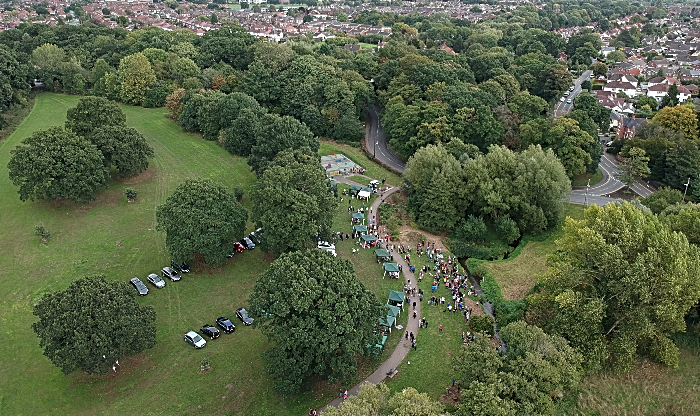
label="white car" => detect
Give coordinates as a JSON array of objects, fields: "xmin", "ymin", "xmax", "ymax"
[
  {"xmin": 317, "ymin": 241, "xmax": 337, "ymax": 257},
  {"xmin": 606, "ymin": 140, "xmax": 614, "ymax": 146},
  {"xmin": 560, "ymin": 97, "xmax": 566, "ymax": 102},
  {"xmin": 184, "ymin": 331, "xmax": 207, "ymax": 348},
  {"xmin": 147, "ymin": 273, "xmax": 166, "ymax": 288}
]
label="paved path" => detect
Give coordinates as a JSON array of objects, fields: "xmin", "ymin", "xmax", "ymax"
[{"xmin": 321, "ymin": 185, "xmax": 421, "ymax": 412}]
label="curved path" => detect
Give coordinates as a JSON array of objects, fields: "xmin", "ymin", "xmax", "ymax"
[{"xmin": 321, "ymin": 180, "xmax": 421, "ymax": 412}]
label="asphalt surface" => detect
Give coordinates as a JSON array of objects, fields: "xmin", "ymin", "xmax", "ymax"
[
  {"xmin": 552, "ymin": 70, "xmax": 593, "ymax": 117},
  {"xmin": 366, "ymin": 105, "xmax": 406, "ymax": 174}
]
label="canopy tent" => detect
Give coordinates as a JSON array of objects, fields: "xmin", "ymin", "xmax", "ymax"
[
  {"xmin": 361, "ymin": 234, "xmax": 377, "ymax": 242},
  {"xmin": 352, "ymin": 213, "xmax": 365, "ymax": 220},
  {"xmin": 374, "ymin": 248, "xmax": 391, "ymax": 261},
  {"xmin": 362, "ymin": 187, "xmax": 373, "ymax": 193},
  {"xmin": 379, "ymin": 315, "xmax": 396, "ymax": 332},
  {"xmin": 387, "ymin": 290, "xmax": 405, "ymax": 310},
  {"xmin": 385, "ymin": 303, "xmax": 401, "ymax": 317},
  {"xmin": 357, "ymin": 190, "xmax": 371, "ymax": 200},
  {"xmin": 383, "ymin": 262, "xmax": 400, "ymax": 279},
  {"xmin": 367, "ymin": 335, "xmax": 388, "ymax": 354},
  {"xmin": 353, "ymin": 224, "xmax": 368, "ymax": 233},
  {"xmin": 348, "ymin": 185, "xmax": 363, "ymax": 195}
]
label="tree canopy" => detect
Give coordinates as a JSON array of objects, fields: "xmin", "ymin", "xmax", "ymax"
[
  {"xmin": 322, "ymin": 383, "xmax": 447, "ymax": 416},
  {"xmin": 155, "ymin": 178, "xmax": 248, "ymax": 266},
  {"xmin": 248, "ymin": 250, "xmax": 384, "ymax": 396},
  {"xmin": 251, "ymin": 148, "xmax": 337, "ymax": 254},
  {"xmin": 527, "ymin": 202, "xmax": 700, "ymax": 373},
  {"xmin": 32, "ymin": 275, "xmax": 157, "ymax": 375},
  {"xmin": 65, "ymin": 96, "xmax": 126, "ymax": 138},
  {"xmin": 247, "ymin": 114, "xmax": 319, "ymax": 173},
  {"xmin": 8, "ymin": 126, "xmax": 109, "ymax": 203},
  {"xmin": 90, "ymin": 126, "xmax": 155, "ymax": 177}
]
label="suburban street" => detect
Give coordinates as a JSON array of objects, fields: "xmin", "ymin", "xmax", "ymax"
[{"xmin": 552, "ymin": 69, "xmax": 593, "ymax": 117}]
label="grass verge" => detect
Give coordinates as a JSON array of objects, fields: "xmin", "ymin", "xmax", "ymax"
[{"xmin": 572, "ymin": 168, "xmax": 603, "ymax": 187}]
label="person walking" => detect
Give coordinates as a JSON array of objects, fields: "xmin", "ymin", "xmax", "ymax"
[{"xmin": 439, "ymin": 324, "xmax": 443, "ymax": 333}]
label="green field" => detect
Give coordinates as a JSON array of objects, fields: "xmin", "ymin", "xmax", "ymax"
[
  {"xmin": 571, "ymin": 168, "xmax": 603, "ymax": 187},
  {"xmin": 0, "ymin": 93, "xmax": 404, "ymax": 415}
]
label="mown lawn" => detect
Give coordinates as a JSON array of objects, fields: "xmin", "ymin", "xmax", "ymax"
[
  {"xmin": 571, "ymin": 168, "xmax": 603, "ymax": 187},
  {"xmin": 483, "ymin": 204, "xmax": 586, "ymax": 301},
  {"xmin": 0, "ymin": 93, "xmax": 403, "ymax": 416}
]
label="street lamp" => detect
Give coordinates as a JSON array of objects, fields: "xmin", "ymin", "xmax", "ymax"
[
  {"xmin": 683, "ymin": 178, "xmax": 691, "ymax": 202},
  {"xmin": 585, "ymin": 178, "xmax": 590, "ymax": 207}
]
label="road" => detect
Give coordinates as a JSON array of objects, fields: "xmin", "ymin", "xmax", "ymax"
[
  {"xmin": 366, "ymin": 105, "xmax": 406, "ymax": 174},
  {"xmin": 553, "ymin": 70, "xmax": 592, "ymax": 117}
]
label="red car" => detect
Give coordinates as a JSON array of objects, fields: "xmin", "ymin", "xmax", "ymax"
[{"xmin": 233, "ymin": 242, "xmax": 245, "ymax": 253}]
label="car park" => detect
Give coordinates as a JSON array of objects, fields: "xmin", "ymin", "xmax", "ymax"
[
  {"xmin": 236, "ymin": 308, "xmax": 254, "ymax": 325},
  {"xmin": 216, "ymin": 317, "xmax": 236, "ymax": 333},
  {"xmin": 161, "ymin": 266, "xmax": 181, "ymax": 282},
  {"xmin": 242, "ymin": 237, "xmax": 255, "ymax": 249},
  {"xmin": 184, "ymin": 331, "xmax": 207, "ymax": 348},
  {"xmin": 130, "ymin": 277, "xmax": 148, "ymax": 296},
  {"xmin": 200, "ymin": 325, "xmax": 220, "ymax": 339},
  {"xmin": 171, "ymin": 260, "xmax": 190, "ymax": 273},
  {"xmin": 146, "ymin": 273, "xmax": 166, "ymax": 289}
]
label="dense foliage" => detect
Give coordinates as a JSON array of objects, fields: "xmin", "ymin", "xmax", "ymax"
[
  {"xmin": 248, "ymin": 250, "xmax": 384, "ymax": 396},
  {"xmin": 32, "ymin": 275, "xmax": 157, "ymax": 375},
  {"xmin": 8, "ymin": 126, "xmax": 109, "ymax": 203},
  {"xmin": 155, "ymin": 178, "xmax": 248, "ymax": 266},
  {"xmin": 322, "ymin": 383, "xmax": 446, "ymax": 416},
  {"xmin": 527, "ymin": 203, "xmax": 700, "ymax": 373}
]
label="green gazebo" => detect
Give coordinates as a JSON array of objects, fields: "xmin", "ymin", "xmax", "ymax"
[
  {"xmin": 374, "ymin": 248, "xmax": 391, "ymax": 262},
  {"xmin": 388, "ymin": 289, "xmax": 405, "ymax": 310},
  {"xmin": 383, "ymin": 262, "xmax": 400, "ymax": 279}
]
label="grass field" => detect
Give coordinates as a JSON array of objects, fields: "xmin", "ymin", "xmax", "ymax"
[
  {"xmin": 483, "ymin": 204, "xmax": 586, "ymax": 300},
  {"xmin": 571, "ymin": 168, "xmax": 603, "ymax": 187},
  {"xmin": 0, "ymin": 93, "xmax": 405, "ymax": 416}
]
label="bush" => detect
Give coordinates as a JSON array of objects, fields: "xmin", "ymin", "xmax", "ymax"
[
  {"xmin": 495, "ymin": 216, "xmax": 520, "ymax": 245},
  {"xmin": 456, "ymin": 215, "xmax": 487, "ymax": 243},
  {"xmin": 233, "ymin": 186, "xmax": 245, "ymax": 202},
  {"xmin": 124, "ymin": 188, "xmax": 138, "ymax": 202},
  {"xmin": 35, "ymin": 225, "xmax": 50, "ymax": 243},
  {"xmin": 469, "ymin": 314, "xmax": 495, "ymax": 336}
]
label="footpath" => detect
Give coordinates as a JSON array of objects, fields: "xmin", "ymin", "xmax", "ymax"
[{"xmin": 320, "ymin": 182, "xmax": 421, "ymax": 411}]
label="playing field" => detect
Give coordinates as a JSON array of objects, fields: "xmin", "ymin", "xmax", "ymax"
[{"xmin": 0, "ymin": 93, "xmax": 403, "ymax": 415}]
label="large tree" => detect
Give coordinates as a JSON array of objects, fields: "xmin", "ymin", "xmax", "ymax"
[
  {"xmin": 8, "ymin": 127, "xmax": 109, "ymax": 203},
  {"xmin": 322, "ymin": 383, "xmax": 446, "ymax": 416},
  {"xmin": 156, "ymin": 178, "xmax": 248, "ymax": 266},
  {"xmin": 527, "ymin": 202, "xmax": 700, "ymax": 373},
  {"xmin": 117, "ymin": 52, "xmax": 156, "ymax": 106},
  {"xmin": 65, "ymin": 96, "xmax": 126, "ymax": 139},
  {"xmin": 251, "ymin": 148, "xmax": 337, "ymax": 254},
  {"xmin": 248, "ymin": 250, "xmax": 384, "ymax": 396},
  {"xmin": 453, "ymin": 321, "xmax": 582, "ymax": 416},
  {"xmin": 32, "ymin": 275, "xmax": 157, "ymax": 375},
  {"xmin": 652, "ymin": 105, "xmax": 699, "ymax": 140},
  {"xmin": 615, "ymin": 146, "xmax": 649, "ymax": 189},
  {"xmin": 90, "ymin": 126, "xmax": 155, "ymax": 177},
  {"xmin": 247, "ymin": 114, "xmax": 319, "ymax": 173}
]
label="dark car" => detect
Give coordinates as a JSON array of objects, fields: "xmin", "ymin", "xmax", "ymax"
[
  {"xmin": 130, "ymin": 277, "xmax": 148, "ymax": 296},
  {"xmin": 242, "ymin": 237, "xmax": 255, "ymax": 250},
  {"xmin": 171, "ymin": 260, "xmax": 190, "ymax": 274},
  {"xmin": 200, "ymin": 325, "xmax": 221, "ymax": 339},
  {"xmin": 161, "ymin": 266, "xmax": 181, "ymax": 282},
  {"xmin": 216, "ymin": 317, "xmax": 236, "ymax": 333},
  {"xmin": 249, "ymin": 228, "xmax": 263, "ymax": 245},
  {"xmin": 236, "ymin": 307, "xmax": 254, "ymax": 325}
]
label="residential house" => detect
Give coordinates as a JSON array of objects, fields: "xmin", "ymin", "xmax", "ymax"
[
  {"xmin": 603, "ymin": 80, "xmax": 639, "ymax": 97},
  {"xmin": 647, "ymin": 83, "xmax": 692, "ymax": 103},
  {"xmin": 617, "ymin": 116, "xmax": 646, "ymax": 139}
]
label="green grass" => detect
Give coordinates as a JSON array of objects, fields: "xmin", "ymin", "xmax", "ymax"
[
  {"xmin": 358, "ymin": 43, "xmax": 378, "ymax": 50},
  {"xmin": 571, "ymin": 168, "xmax": 603, "ymax": 187},
  {"xmin": 0, "ymin": 93, "xmax": 404, "ymax": 416},
  {"xmin": 483, "ymin": 204, "xmax": 586, "ymax": 301},
  {"xmin": 227, "ymin": 3, "xmax": 241, "ymax": 9},
  {"xmin": 319, "ymin": 141, "xmax": 403, "ymax": 187}
]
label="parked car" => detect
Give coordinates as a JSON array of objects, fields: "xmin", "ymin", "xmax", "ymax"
[
  {"xmin": 560, "ymin": 97, "xmax": 566, "ymax": 102},
  {"xmin": 184, "ymin": 331, "xmax": 207, "ymax": 348},
  {"xmin": 249, "ymin": 228, "xmax": 263, "ymax": 245},
  {"xmin": 566, "ymin": 98, "xmax": 572, "ymax": 104},
  {"xmin": 171, "ymin": 260, "xmax": 190, "ymax": 274},
  {"xmin": 130, "ymin": 277, "xmax": 148, "ymax": 296},
  {"xmin": 216, "ymin": 317, "xmax": 236, "ymax": 333},
  {"xmin": 233, "ymin": 241, "xmax": 246, "ymax": 253},
  {"xmin": 161, "ymin": 266, "xmax": 181, "ymax": 282},
  {"xmin": 200, "ymin": 325, "xmax": 220, "ymax": 339},
  {"xmin": 569, "ymin": 86, "xmax": 575, "ymax": 91},
  {"xmin": 242, "ymin": 237, "xmax": 255, "ymax": 249},
  {"xmin": 236, "ymin": 308, "xmax": 254, "ymax": 325},
  {"xmin": 317, "ymin": 241, "xmax": 337, "ymax": 257},
  {"xmin": 146, "ymin": 273, "xmax": 166, "ymax": 289}
]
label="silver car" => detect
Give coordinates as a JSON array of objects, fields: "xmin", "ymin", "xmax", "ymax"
[
  {"xmin": 147, "ymin": 273, "xmax": 166, "ymax": 288},
  {"xmin": 130, "ymin": 277, "xmax": 148, "ymax": 296},
  {"xmin": 184, "ymin": 331, "xmax": 206, "ymax": 348},
  {"xmin": 161, "ymin": 266, "xmax": 181, "ymax": 282}
]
